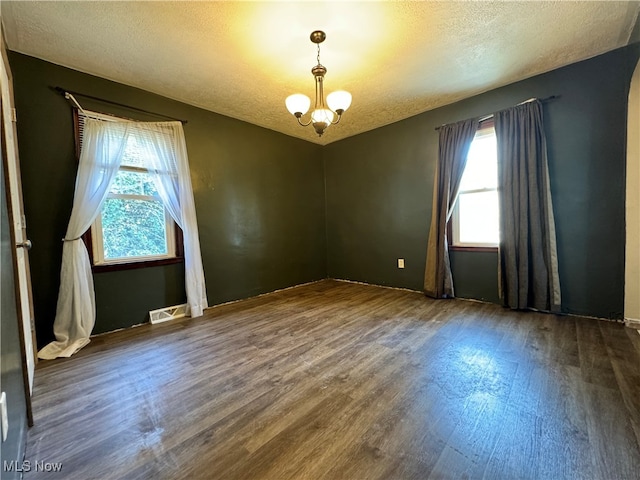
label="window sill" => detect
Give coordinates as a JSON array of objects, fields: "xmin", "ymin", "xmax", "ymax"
[
  {"xmin": 450, "ymin": 245, "xmax": 498, "ymax": 253},
  {"xmin": 92, "ymin": 256, "xmax": 184, "ymax": 273},
  {"xmin": 82, "ymin": 223, "xmax": 184, "ymax": 274}
]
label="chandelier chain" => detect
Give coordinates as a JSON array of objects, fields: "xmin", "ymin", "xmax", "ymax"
[{"xmin": 317, "ymin": 43, "xmax": 321, "ymax": 65}]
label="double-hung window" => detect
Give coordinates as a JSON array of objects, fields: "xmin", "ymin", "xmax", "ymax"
[
  {"xmin": 76, "ymin": 111, "xmax": 182, "ymax": 269},
  {"xmin": 451, "ymin": 122, "xmax": 499, "ymax": 248}
]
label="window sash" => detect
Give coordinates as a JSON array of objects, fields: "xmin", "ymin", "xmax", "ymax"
[
  {"xmin": 452, "ymin": 190, "xmax": 499, "ymax": 248},
  {"xmin": 457, "ymin": 186, "xmax": 496, "ymax": 196},
  {"xmin": 105, "ymin": 192, "xmax": 159, "ymax": 202},
  {"xmin": 91, "ymin": 165, "xmax": 179, "ymax": 265},
  {"xmin": 91, "ymin": 200, "xmax": 176, "ymax": 265}
]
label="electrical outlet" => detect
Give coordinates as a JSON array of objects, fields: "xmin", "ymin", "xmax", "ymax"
[
  {"xmin": 398, "ymin": 258, "xmax": 405, "ymax": 269},
  {"xmin": 1, "ymin": 392, "xmax": 8, "ymax": 442}
]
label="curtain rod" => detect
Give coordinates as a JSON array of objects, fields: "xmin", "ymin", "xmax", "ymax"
[
  {"xmin": 53, "ymin": 86, "xmax": 188, "ymax": 124},
  {"xmin": 434, "ymin": 95, "xmax": 559, "ymax": 131}
]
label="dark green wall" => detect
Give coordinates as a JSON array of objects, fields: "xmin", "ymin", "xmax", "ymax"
[
  {"xmin": 631, "ymin": 15, "xmax": 640, "ymax": 44},
  {"xmin": 9, "ymin": 52, "xmax": 326, "ymax": 345},
  {"xmin": 324, "ymin": 44, "xmax": 640, "ymax": 319},
  {"xmin": 10, "ymin": 42, "xmax": 640, "ymax": 346},
  {"xmin": 1, "ymin": 151, "xmax": 27, "ymax": 478},
  {"xmin": 324, "ymin": 115, "xmax": 433, "ymax": 291},
  {"xmin": 450, "ymin": 251, "xmax": 500, "ymax": 305}
]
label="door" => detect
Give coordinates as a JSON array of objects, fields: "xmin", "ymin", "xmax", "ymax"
[
  {"xmin": 1, "ymin": 120, "xmax": 29, "ymax": 469},
  {"xmin": 1, "ymin": 29, "xmax": 36, "ymax": 419}
]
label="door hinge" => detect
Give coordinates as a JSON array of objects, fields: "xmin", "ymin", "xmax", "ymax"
[{"xmin": 10, "ymin": 108, "xmax": 17, "ymax": 122}]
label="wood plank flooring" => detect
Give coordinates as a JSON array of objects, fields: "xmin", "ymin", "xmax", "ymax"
[{"xmin": 23, "ymin": 280, "xmax": 640, "ymax": 479}]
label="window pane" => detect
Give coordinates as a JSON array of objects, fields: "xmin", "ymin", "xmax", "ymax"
[
  {"xmin": 120, "ymin": 135, "xmax": 151, "ymax": 169},
  {"xmin": 110, "ymin": 170, "xmax": 158, "ymax": 196},
  {"xmin": 458, "ymin": 191, "xmax": 499, "ymax": 245},
  {"xmin": 101, "ymin": 198, "xmax": 168, "ymax": 259},
  {"xmin": 459, "ymin": 130, "xmax": 497, "ymax": 192}
]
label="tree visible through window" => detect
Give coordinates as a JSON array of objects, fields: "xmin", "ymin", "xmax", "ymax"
[
  {"xmin": 451, "ymin": 123, "xmax": 499, "ymax": 248},
  {"xmin": 92, "ymin": 133, "xmax": 175, "ymax": 264}
]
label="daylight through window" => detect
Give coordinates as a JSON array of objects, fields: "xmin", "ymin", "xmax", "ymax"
[{"xmin": 451, "ymin": 123, "xmax": 499, "ymax": 248}]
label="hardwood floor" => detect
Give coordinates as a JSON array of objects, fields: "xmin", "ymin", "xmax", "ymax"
[{"xmin": 24, "ymin": 280, "xmax": 640, "ymax": 479}]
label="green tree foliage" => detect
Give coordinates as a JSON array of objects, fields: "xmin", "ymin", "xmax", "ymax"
[{"xmin": 100, "ymin": 167, "xmax": 168, "ymax": 260}]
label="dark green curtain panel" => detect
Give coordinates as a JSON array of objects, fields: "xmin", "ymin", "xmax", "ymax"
[
  {"xmin": 494, "ymin": 100, "xmax": 561, "ymax": 312},
  {"xmin": 424, "ymin": 118, "xmax": 479, "ymax": 298}
]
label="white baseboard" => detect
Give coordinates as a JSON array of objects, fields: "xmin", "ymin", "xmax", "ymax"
[{"xmin": 625, "ymin": 317, "xmax": 640, "ymax": 329}]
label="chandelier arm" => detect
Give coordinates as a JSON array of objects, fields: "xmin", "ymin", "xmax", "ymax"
[
  {"xmin": 296, "ymin": 115, "xmax": 313, "ymax": 127},
  {"xmin": 331, "ymin": 112, "xmax": 344, "ymax": 125}
]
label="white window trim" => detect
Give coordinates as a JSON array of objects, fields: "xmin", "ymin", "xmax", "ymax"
[
  {"xmin": 91, "ymin": 202, "xmax": 176, "ymax": 266},
  {"xmin": 451, "ymin": 192, "xmax": 499, "ymax": 248}
]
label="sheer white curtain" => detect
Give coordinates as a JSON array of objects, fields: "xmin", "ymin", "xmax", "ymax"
[
  {"xmin": 137, "ymin": 122, "xmax": 208, "ymax": 316},
  {"xmin": 38, "ymin": 119, "xmax": 127, "ymax": 359},
  {"xmin": 39, "ymin": 118, "xmax": 207, "ymax": 360}
]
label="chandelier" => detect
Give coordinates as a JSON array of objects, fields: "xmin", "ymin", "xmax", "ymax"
[{"xmin": 285, "ymin": 31, "xmax": 352, "ymax": 137}]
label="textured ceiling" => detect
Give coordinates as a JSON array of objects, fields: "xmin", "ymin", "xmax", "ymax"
[{"xmin": 2, "ymin": 1, "xmax": 639, "ymax": 145}]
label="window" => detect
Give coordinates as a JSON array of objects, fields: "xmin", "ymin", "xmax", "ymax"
[
  {"xmin": 76, "ymin": 111, "xmax": 183, "ymax": 270},
  {"xmin": 451, "ymin": 122, "xmax": 499, "ymax": 248},
  {"xmin": 91, "ymin": 145, "xmax": 176, "ymax": 265}
]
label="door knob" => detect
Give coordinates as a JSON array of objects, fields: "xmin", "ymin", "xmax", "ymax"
[{"xmin": 17, "ymin": 239, "xmax": 32, "ymax": 250}]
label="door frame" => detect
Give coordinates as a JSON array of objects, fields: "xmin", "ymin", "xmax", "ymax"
[{"xmin": 1, "ymin": 27, "xmax": 35, "ymax": 426}]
